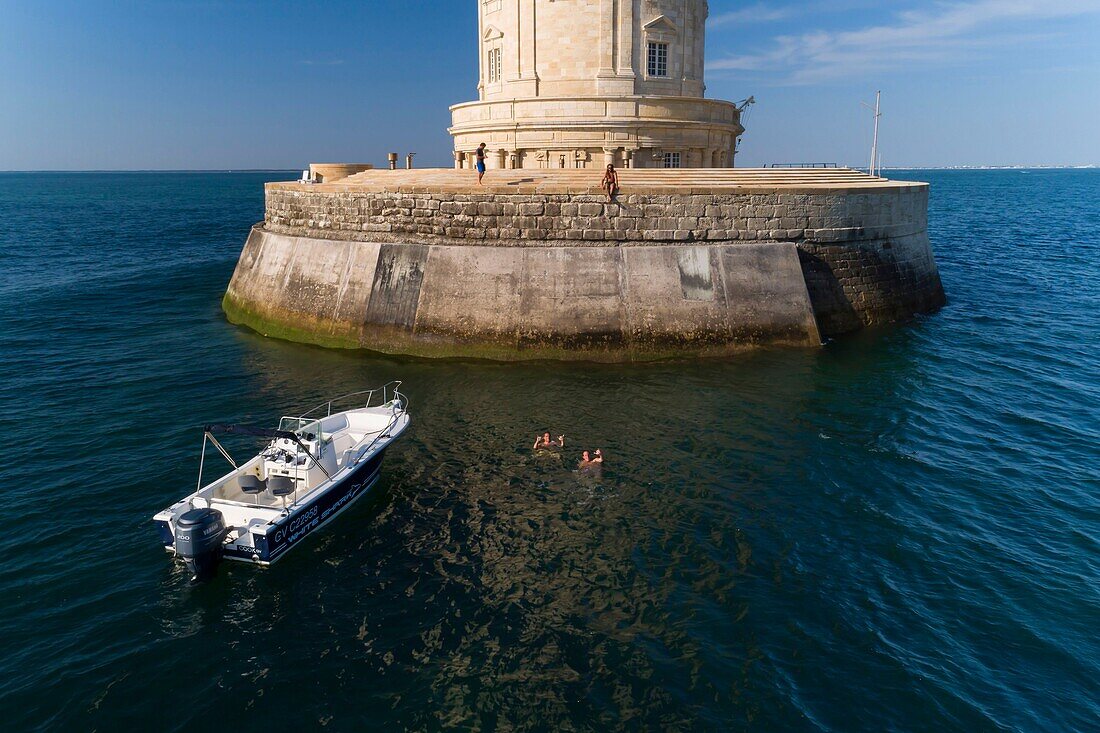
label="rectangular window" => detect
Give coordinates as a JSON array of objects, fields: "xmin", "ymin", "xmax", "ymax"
[
  {"xmin": 663, "ymin": 152, "xmax": 681, "ymax": 169},
  {"xmin": 647, "ymin": 42, "xmax": 669, "ymax": 78},
  {"xmin": 487, "ymin": 47, "xmax": 502, "ymax": 83}
]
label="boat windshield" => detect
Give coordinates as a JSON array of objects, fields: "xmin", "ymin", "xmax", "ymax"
[{"xmin": 278, "ymin": 416, "xmax": 321, "ymax": 436}]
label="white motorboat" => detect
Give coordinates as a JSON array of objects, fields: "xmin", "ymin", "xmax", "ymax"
[{"xmin": 153, "ymin": 383, "xmax": 409, "ymax": 580}]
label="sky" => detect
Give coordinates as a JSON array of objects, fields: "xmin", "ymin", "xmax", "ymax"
[{"xmin": 0, "ymin": 0, "xmax": 1098, "ymax": 170}]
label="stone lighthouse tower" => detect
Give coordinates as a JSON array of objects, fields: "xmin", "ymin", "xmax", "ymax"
[{"xmin": 449, "ymin": 0, "xmax": 744, "ymax": 170}]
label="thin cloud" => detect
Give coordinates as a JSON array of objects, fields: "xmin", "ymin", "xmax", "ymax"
[
  {"xmin": 300, "ymin": 59, "xmax": 346, "ymax": 66},
  {"xmin": 708, "ymin": 0, "xmax": 1100, "ymax": 83},
  {"xmin": 709, "ymin": 4, "xmax": 791, "ymax": 27}
]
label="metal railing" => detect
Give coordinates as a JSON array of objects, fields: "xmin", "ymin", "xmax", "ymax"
[
  {"xmin": 765, "ymin": 163, "xmax": 840, "ymax": 168},
  {"xmin": 295, "ymin": 381, "xmax": 406, "ymax": 421},
  {"xmin": 293, "ymin": 382, "xmax": 408, "ymax": 470}
]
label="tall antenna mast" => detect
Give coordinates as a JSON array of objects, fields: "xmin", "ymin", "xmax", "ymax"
[{"xmin": 861, "ymin": 91, "xmax": 882, "ymax": 176}]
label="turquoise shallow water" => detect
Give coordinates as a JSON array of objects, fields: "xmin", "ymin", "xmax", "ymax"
[{"xmin": 0, "ymin": 170, "xmax": 1097, "ymax": 731}]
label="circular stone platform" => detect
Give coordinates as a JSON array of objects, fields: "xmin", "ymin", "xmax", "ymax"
[{"xmin": 223, "ymin": 168, "xmax": 945, "ymax": 361}]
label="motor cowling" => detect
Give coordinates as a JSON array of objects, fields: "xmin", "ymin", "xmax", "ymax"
[{"xmin": 174, "ymin": 507, "xmax": 227, "ymax": 581}]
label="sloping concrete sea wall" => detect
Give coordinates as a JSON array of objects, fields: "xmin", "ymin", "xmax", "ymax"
[{"xmin": 223, "ymin": 171, "xmax": 945, "ymax": 360}]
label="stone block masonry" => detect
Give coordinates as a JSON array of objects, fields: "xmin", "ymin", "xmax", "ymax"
[
  {"xmin": 452, "ymin": 0, "xmax": 740, "ymax": 168},
  {"xmin": 224, "ymin": 169, "xmax": 945, "ymax": 360}
]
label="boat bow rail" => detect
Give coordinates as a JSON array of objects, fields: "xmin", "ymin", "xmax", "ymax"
[
  {"xmin": 294, "ymin": 381, "xmax": 407, "ymax": 424},
  {"xmin": 288, "ymin": 382, "xmax": 407, "ymax": 469}
]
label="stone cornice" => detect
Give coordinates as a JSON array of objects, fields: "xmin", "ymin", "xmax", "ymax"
[{"xmin": 449, "ymin": 94, "xmax": 739, "ymax": 112}]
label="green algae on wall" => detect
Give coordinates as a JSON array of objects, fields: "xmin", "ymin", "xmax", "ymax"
[{"xmin": 222, "ymin": 225, "xmax": 828, "ymax": 362}]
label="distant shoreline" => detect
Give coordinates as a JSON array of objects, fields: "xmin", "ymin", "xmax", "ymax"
[
  {"xmin": 0, "ymin": 169, "xmax": 300, "ymax": 174},
  {"xmin": 880, "ymin": 165, "xmax": 1098, "ymax": 171},
  {"xmin": 0, "ymin": 165, "xmax": 1095, "ymax": 173}
]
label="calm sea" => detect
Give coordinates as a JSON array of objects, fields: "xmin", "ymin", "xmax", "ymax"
[{"xmin": 0, "ymin": 169, "xmax": 1096, "ymax": 731}]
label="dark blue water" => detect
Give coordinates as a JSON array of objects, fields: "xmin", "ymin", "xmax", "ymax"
[{"xmin": 0, "ymin": 170, "xmax": 1097, "ymax": 731}]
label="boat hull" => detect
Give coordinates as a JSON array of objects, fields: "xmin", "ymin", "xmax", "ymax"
[{"xmin": 158, "ymin": 449, "xmax": 388, "ymax": 567}]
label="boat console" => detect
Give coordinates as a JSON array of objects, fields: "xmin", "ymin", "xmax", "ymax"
[{"xmin": 261, "ymin": 432, "xmax": 336, "ymax": 491}]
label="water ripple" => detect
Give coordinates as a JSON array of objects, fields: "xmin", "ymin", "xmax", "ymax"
[{"xmin": 0, "ymin": 170, "xmax": 1097, "ymax": 731}]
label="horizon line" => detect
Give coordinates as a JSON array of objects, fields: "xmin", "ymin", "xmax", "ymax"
[{"xmin": 0, "ymin": 164, "xmax": 1096, "ymax": 173}]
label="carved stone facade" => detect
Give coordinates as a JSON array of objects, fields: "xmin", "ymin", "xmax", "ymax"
[{"xmin": 449, "ymin": 0, "xmax": 744, "ymax": 170}]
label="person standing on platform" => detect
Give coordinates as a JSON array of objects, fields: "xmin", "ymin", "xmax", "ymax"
[{"xmin": 476, "ymin": 143, "xmax": 487, "ymax": 185}]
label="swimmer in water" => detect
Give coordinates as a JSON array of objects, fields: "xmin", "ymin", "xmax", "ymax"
[
  {"xmin": 579, "ymin": 449, "xmax": 605, "ymax": 470},
  {"xmin": 533, "ymin": 432, "xmax": 565, "ymax": 451}
]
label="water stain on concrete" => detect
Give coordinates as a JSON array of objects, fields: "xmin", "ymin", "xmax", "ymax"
[
  {"xmin": 677, "ymin": 247, "xmax": 715, "ymax": 301},
  {"xmin": 365, "ymin": 243, "xmax": 427, "ymax": 329}
]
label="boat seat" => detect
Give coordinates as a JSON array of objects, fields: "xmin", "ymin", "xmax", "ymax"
[
  {"xmin": 239, "ymin": 475, "xmax": 267, "ymax": 494},
  {"xmin": 269, "ymin": 475, "xmax": 295, "ymax": 510},
  {"xmin": 331, "ymin": 433, "xmax": 357, "ymax": 458},
  {"xmin": 238, "ymin": 473, "xmax": 266, "ymax": 501},
  {"xmin": 341, "ymin": 444, "xmax": 375, "ymax": 467},
  {"xmin": 319, "ymin": 414, "xmax": 349, "ymax": 435}
]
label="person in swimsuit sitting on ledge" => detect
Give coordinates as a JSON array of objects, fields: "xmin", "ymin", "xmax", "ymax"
[
  {"xmin": 601, "ymin": 164, "xmax": 619, "ymax": 202},
  {"xmin": 533, "ymin": 432, "xmax": 565, "ymax": 451}
]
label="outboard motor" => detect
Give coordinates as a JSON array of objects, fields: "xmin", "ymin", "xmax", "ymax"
[{"xmin": 174, "ymin": 507, "xmax": 227, "ymax": 581}]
